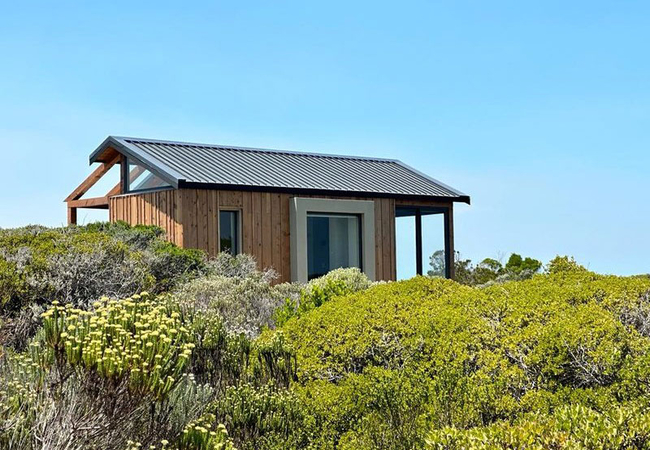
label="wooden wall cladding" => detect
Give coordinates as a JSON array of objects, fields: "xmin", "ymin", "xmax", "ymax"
[
  {"xmin": 108, "ymin": 188, "xmax": 444, "ymax": 283},
  {"xmin": 109, "ymin": 189, "xmax": 183, "ymax": 246}
]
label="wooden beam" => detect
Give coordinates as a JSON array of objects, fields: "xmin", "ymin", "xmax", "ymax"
[
  {"xmin": 67, "ymin": 206, "xmax": 77, "ymax": 225},
  {"xmin": 65, "ymin": 155, "xmax": 119, "ymax": 202},
  {"xmin": 444, "ymin": 205, "xmax": 455, "ymax": 280},
  {"xmin": 67, "ymin": 196, "xmax": 109, "ymax": 209}
]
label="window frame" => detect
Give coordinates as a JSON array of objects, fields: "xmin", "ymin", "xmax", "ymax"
[
  {"xmin": 218, "ymin": 208, "xmax": 242, "ymax": 256},
  {"xmin": 290, "ymin": 197, "xmax": 376, "ymax": 283},
  {"xmin": 306, "ymin": 212, "xmax": 363, "ymax": 280},
  {"xmin": 122, "ymin": 157, "xmax": 173, "ymax": 194}
]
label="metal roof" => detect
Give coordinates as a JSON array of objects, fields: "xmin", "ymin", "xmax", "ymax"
[{"xmin": 90, "ymin": 136, "xmax": 470, "ymax": 203}]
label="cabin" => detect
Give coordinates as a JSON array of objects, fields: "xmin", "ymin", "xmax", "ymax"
[{"xmin": 65, "ymin": 136, "xmax": 470, "ymax": 283}]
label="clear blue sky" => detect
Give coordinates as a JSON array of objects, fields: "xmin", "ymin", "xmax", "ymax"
[{"xmin": 1, "ymin": 1, "xmax": 648, "ymax": 275}]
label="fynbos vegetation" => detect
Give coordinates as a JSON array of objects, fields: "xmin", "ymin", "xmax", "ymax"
[{"xmin": 2, "ymin": 223, "xmax": 650, "ymax": 449}]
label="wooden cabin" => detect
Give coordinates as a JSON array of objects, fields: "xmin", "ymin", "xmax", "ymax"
[{"xmin": 66, "ymin": 136, "xmax": 470, "ymax": 283}]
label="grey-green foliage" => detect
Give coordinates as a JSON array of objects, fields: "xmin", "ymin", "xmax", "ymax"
[
  {"xmin": 0, "ymin": 222, "xmax": 207, "ymax": 312},
  {"xmin": 0, "ymin": 222, "xmax": 208, "ymax": 352},
  {"xmin": 428, "ymin": 250, "xmax": 543, "ymax": 286},
  {"xmin": 174, "ymin": 253, "xmax": 301, "ymax": 338},
  {"xmin": 274, "ymin": 267, "xmax": 373, "ymax": 327}
]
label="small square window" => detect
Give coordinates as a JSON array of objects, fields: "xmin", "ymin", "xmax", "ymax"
[{"xmin": 219, "ymin": 210, "xmax": 240, "ymax": 255}]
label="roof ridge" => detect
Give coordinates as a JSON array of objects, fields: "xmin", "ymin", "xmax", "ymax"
[{"xmin": 113, "ymin": 136, "xmax": 399, "ymax": 163}]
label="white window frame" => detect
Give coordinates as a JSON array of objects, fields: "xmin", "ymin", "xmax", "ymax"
[{"xmin": 290, "ymin": 197, "xmax": 375, "ymax": 282}]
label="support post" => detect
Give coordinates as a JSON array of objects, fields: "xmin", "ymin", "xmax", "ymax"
[
  {"xmin": 444, "ymin": 205, "xmax": 455, "ymax": 279},
  {"xmin": 120, "ymin": 155, "xmax": 129, "ymax": 194},
  {"xmin": 67, "ymin": 206, "xmax": 78, "ymax": 226},
  {"xmin": 415, "ymin": 207, "xmax": 423, "ymax": 276}
]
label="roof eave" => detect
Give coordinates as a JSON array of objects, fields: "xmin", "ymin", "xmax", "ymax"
[
  {"xmin": 89, "ymin": 136, "xmax": 183, "ymax": 189},
  {"xmin": 178, "ymin": 180, "xmax": 470, "ymax": 203}
]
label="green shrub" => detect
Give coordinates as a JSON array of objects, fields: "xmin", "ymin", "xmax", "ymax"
[
  {"xmin": 274, "ymin": 267, "xmax": 372, "ymax": 327},
  {"xmin": 0, "ymin": 223, "xmax": 208, "ymax": 314},
  {"xmin": 174, "ymin": 265, "xmax": 287, "ymax": 338},
  {"xmin": 426, "ymin": 403, "xmax": 650, "ymax": 449},
  {"xmin": 209, "ymin": 383, "xmax": 307, "ymax": 449},
  {"xmin": 273, "ymin": 271, "xmax": 650, "ymax": 448},
  {"xmin": 0, "ymin": 292, "xmax": 211, "ymax": 450}
]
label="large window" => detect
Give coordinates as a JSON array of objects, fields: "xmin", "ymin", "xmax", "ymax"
[
  {"xmin": 219, "ymin": 210, "xmax": 240, "ymax": 255},
  {"xmin": 126, "ymin": 160, "xmax": 171, "ymax": 192},
  {"xmin": 290, "ymin": 197, "xmax": 375, "ymax": 282},
  {"xmin": 307, "ymin": 213, "xmax": 361, "ymax": 280}
]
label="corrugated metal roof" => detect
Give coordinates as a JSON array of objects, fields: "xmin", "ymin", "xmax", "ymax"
[{"xmin": 90, "ymin": 136, "xmax": 469, "ymax": 202}]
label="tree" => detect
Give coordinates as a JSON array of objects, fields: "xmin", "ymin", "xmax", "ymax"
[
  {"xmin": 546, "ymin": 256, "xmax": 587, "ymax": 274},
  {"xmin": 427, "ymin": 251, "xmax": 542, "ymax": 286},
  {"xmin": 427, "ymin": 250, "xmax": 445, "ymax": 278},
  {"xmin": 505, "ymin": 253, "xmax": 542, "ymax": 274}
]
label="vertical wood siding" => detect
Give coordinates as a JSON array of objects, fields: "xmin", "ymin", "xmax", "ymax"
[
  {"xmin": 109, "ymin": 188, "xmax": 452, "ymax": 283},
  {"xmin": 109, "ymin": 189, "xmax": 184, "ymax": 247}
]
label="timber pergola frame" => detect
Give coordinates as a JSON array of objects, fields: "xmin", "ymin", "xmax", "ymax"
[
  {"xmin": 64, "ymin": 148, "xmax": 162, "ymax": 225},
  {"xmin": 65, "ymin": 153, "xmax": 121, "ymax": 225}
]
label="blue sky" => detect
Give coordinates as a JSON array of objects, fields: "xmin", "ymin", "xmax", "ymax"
[{"xmin": 0, "ymin": 1, "xmax": 648, "ymax": 275}]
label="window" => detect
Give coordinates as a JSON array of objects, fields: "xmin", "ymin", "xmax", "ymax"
[
  {"xmin": 307, "ymin": 213, "xmax": 361, "ymax": 280},
  {"xmin": 126, "ymin": 159, "xmax": 171, "ymax": 192},
  {"xmin": 219, "ymin": 210, "xmax": 240, "ymax": 255},
  {"xmin": 290, "ymin": 197, "xmax": 375, "ymax": 282}
]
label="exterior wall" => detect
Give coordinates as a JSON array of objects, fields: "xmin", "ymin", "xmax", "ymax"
[
  {"xmin": 109, "ymin": 189, "xmax": 184, "ymax": 246},
  {"xmin": 109, "ymin": 188, "xmax": 453, "ymax": 283}
]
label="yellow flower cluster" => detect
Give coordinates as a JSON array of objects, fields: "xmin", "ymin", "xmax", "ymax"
[
  {"xmin": 124, "ymin": 417, "xmax": 233, "ymax": 450},
  {"xmin": 0, "ymin": 353, "xmax": 41, "ymax": 415},
  {"xmin": 40, "ymin": 293, "xmax": 194, "ymax": 398},
  {"xmin": 178, "ymin": 414, "xmax": 234, "ymax": 450}
]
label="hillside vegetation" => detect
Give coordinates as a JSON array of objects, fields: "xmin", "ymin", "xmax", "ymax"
[{"xmin": 1, "ymin": 224, "xmax": 650, "ymax": 449}]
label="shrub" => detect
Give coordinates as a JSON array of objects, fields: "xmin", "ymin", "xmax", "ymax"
[
  {"xmin": 209, "ymin": 383, "xmax": 307, "ymax": 449},
  {"xmin": 0, "ymin": 223, "xmax": 208, "ymax": 314},
  {"xmin": 273, "ymin": 271, "xmax": 650, "ymax": 448},
  {"xmin": 274, "ymin": 267, "xmax": 372, "ymax": 327},
  {"xmin": 174, "ymin": 256, "xmax": 289, "ymax": 338},
  {"xmin": 546, "ymin": 255, "xmax": 588, "ymax": 274},
  {"xmin": 0, "ymin": 292, "xmax": 212, "ymax": 450},
  {"xmin": 426, "ymin": 403, "xmax": 650, "ymax": 449},
  {"xmin": 37, "ymin": 293, "xmax": 194, "ymax": 398}
]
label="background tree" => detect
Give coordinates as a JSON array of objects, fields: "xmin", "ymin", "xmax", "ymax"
[{"xmin": 428, "ymin": 251, "xmax": 542, "ymax": 286}]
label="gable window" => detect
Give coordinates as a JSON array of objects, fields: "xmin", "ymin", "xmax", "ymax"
[
  {"xmin": 219, "ymin": 210, "xmax": 240, "ymax": 255},
  {"xmin": 290, "ymin": 198, "xmax": 376, "ymax": 283},
  {"xmin": 126, "ymin": 159, "xmax": 171, "ymax": 192},
  {"xmin": 307, "ymin": 213, "xmax": 361, "ymax": 280}
]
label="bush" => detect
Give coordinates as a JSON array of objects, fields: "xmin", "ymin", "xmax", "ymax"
[
  {"xmin": 426, "ymin": 403, "xmax": 650, "ymax": 449},
  {"xmin": 274, "ymin": 271, "xmax": 650, "ymax": 448},
  {"xmin": 274, "ymin": 267, "xmax": 372, "ymax": 327},
  {"xmin": 174, "ymin": 254, "xmax": 294, "ymax": 338},
  {"xmin": 0, "ymin": 223, "xmax": 209, "ymax": 354},
  {"xmin": 0, "ymin": 292, "xmax": 210, "ymax": 450},
  {"xmin": 0, "ymin": 222, "xmax": 208, "ymax": 314}
]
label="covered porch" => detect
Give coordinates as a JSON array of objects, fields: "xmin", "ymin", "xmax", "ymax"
[{"xmin": 395, "ymin": 203, "xmax": 455, "ymax": 280}]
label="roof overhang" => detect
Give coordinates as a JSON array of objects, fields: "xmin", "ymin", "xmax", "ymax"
[
  {"xmin": 178, "ymin": 180, "xmax": 470, "ymax": 204},
  {"xmin": 90, "ymin": 136, "xmax": 183, "ymax": 189}
]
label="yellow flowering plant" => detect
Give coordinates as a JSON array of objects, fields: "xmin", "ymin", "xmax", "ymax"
[{"xmin": 38, "ymin": 293, "xmax": 194, "ymax": 399}]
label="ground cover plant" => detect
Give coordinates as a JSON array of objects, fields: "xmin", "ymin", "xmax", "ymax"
[{"xmin": 2, "ymin": 223, "xmax": 650, "ymax": 449}]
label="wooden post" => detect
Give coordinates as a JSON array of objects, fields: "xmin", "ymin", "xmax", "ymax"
[
  {"xmin": 67, "ymin": 206, "xmax": 78, "ymax": 226},
  {"xmin": 444, "ymin": 205, "xmax": 455, "ymax": 279},
  {"xmin": 415, "ymin": 207, "xmax": 423, "ymax": 276}
]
